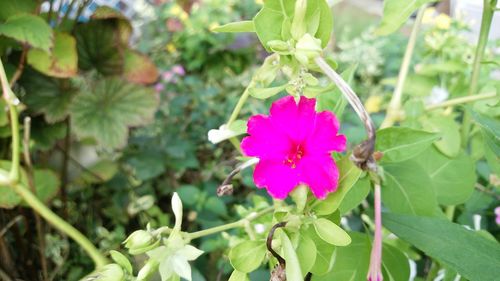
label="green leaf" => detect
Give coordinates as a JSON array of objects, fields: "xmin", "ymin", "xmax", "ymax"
[
  {"xmin": 376, "ymin": 0, "xmax": 438, "ymax": 35},
  {"xmin": 29, "ymin": 169, "xmax": 60, "ymax": 205},
  {"xmin": 338, "ymin": 176, "xmax": 371, "ymax": 215},
  {"xmin": 381, "ymin": 244, "xmax": 410, "ymax": 281},
  {"xmin": 306, "ymin": 0, "xmax": 333, "ymax": 48},
  {"xmin": 0, "ymin": 0, "xmax": 37, "ymax": 20},
  {"xmin": 79, "ymin": 159, "xmax": 119, "ymax": 184},
  {"xmin": 253, "ymin": 6, "xmax": 285, "ymax": 51},
  {"xmin": 296, "ymin": 234, "xmax": 316, "ymax": 277},
  {"xmin": 415, "ymin": 147, "xmax": 475, "ymax": 206},
  {"xmin": 228, "ymin": 240, "xmax": 267, "ymax": 273},
  {"xmin": 74, "ymin": 20, "xmax": 124, "ymax": 75},
  {"xmin": 421, "ymin": 115, "xmax": 461, "ymax": 157},
  {"xmin": 305, "ymin": 227, "xmax": 335, "ymax": 275},
  {"xmin": 124, "ymin": 49, "xmax": 159, "ymax": 85},
  {"xmin": 110, "ymin": 250, "xmax": 133, "ymax": 275},
  {"xmin": 70, "ymin": 78, "xmax": 158, "ymax": 149},
  {"xmin": 228, "ymin": 270, "xmax": 250, "ymax": 281},
  {"xmin": 0, "ymin": 167, "xmax": 21, "ymax": 209},
  {"xmin": 383, "ymin": 212, "xmax": 500, "ymax": 281},
  {"xmin": 21, "ymin": 69, "xmax": 78, "ymax": 123},
  {"xmin": 313, "ymin": 218, "xmax": 351, "ymax": 246},
  {"xmin": 471, "ymin": 110, "xmax": 500, "ymax": 155},
  {"xmin": 30, "ymin": 120, "xmax": 66, "ymax": 151},
  {"xmin": 0, "ymin": 14, "xmax": 53, "ymax": 52},
  {"xmin": 382, "ymin": 161, "xmax": 438, "ymax": 216},
  {"xmin": 312, "ymin": 155, "xmax": 362, "ymax": 216},
  {"xmin": 212, "ymin": 21, "xmax": 255, "ymax": 33},
  {"xmin": 316, "ymin": 64, "xmax": 357, "ymax": 119},
  {"xmin": 249, "ymin": 85, "xmax": 287, "ymax": 99},
  {"xmin": 27, "ymin": 32, "xmax": 77, "ymax": 78},
  {"xmin": 281, "ymin": 232, "xmax": 303, "ymax": 281},
  {"xmin": 314, "ymin": 232, "xmax": 371, "ymax": 281},
  {"xmin": 376, "ymin": 127, "xmax": 439, "ymax": 163}
]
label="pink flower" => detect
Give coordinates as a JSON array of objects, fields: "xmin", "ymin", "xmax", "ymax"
[
  {"xmin": 154, "ymin": 83, "xmax": 165, "ymax": 93},
  {"xmin": 241, "ymin": 96, "xmax": 346, "ymax": 199},
  {"xmin": 495, "ymin": 207, "xmax": 500, "ymax": 225},
  {"xmin": 162, "ymin": 71, "xmax": 175, "ymax": 82},
  {"xmin": 172, "ymin": 65, "xmax": 186, "ymax": 76}
]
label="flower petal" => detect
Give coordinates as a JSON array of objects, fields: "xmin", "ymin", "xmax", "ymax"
[
  {"xmin": 253, "ymin": 160, "xmax": 299, "ymax": 199},
  {"xmin": 298, "ymin": 155, "xmax": 340, "ymax": 199},
  {"xmin": 241, "ymin": 114, "xmax": 291, "ymax": 160},
  {"xmin": 306, "ymin": 111, "xmax": 346, "ymax": 154},
  {"xmin": 270, "ymin": 96, "xmax": 316, "ymax": 142}
]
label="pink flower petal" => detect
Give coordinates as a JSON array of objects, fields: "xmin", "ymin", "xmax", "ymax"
[
  {"xmin": 306, "ymin": 111, "xmax": 346, "ymax": 154},
  {"xmin": 270, "ymin": 96, "xmax": 316, "ymax": 142},
  {"xmin": 253, "ymin": 160, "xmax": 299, "ymax": 199},
  {"xmin": 241, "ymin": 114, "xmax": 291, "ymax": 160},
  {"xmin": 298, "ymin": 155, "xmax": 339, "ymax": 199}
]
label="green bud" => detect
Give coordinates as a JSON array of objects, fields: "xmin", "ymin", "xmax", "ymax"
[
  {"xmin": 294, "ymin": 33, "xmax": 322, "ymax": 65},
  {"xmin": 137, "ymin": 260, "xmax": 159, "ymax": 281},
  {"xmin": 172, "ymin": 192, "xmax": 183, "ymax": 231},
  {"xmin": 267, "ymin": 40, "xmax": 290, "ymax": 53},
  {"xmin": 123, "ymin": 230, "xmax": 158, "ymax": 255},
  {"xmin": 253, "ymin": 54, "xmax": 280, "ymax": 86},
  {"xmin": 291, "ymin": 0, "xmax": 308, "ymax": 40},
  {"xmin": 290, "ymin": 185, "xmax": 308, "ymax": 212},
  {"xmin": 90, "ymin": 264, "xmax": 125, "ymax": 281}
]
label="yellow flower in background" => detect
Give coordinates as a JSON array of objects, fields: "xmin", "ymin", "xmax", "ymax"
[
  {"xmin": 170, "ymin": 4, "xmax": 189, "ymax": 22},
  {"xmin": 364, "ymin": 95, "xmax": 383, "ymax": 113},
  {"xmin": 166, "ymin": 43, "xmax": 177, "ymax": 53},
  {"xmin": 422, "ymin": 7, "xmax": 436, "ymax": 25},
  {"xmin": 436, "ymin": 14, "xmax": 451, "ymax": 29},
  {"xmin": 255, "ymin": 0, "xmax": 264, "ymax": 5}
]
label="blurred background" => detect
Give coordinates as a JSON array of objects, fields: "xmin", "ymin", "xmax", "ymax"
[{"xmin": 0, "ymin": 0, "xmax": 498, "ymax": 280}]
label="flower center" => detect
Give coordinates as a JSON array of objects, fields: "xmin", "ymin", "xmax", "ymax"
[{"xmin": 283, "ymin": 143, "xmax": 305, "ymax": 169}]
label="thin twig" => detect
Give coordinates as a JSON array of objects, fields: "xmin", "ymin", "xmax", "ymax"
[
  {"xmin": 60, "ymin": 119, "xmax": 71, "ymax": 219},
  {"xmin": 23, "ymin": 117, "xmax": 49, "ymax": 280},
  {"xmin": 475, "ymin": 184, "xmax": 500, "ymax": 200},
  {"xmin": 54, "ymin": 144, "xmax": 104, "ymax": 182},
  {"xmin": 9, "ymin": 45, "xmax": 28, "ymax": 88},
  {"xmin": 47, "ymin": 0, "xmax": 55, "ymax": 23},
  {"xmin": 60, "ymin": 0, "xmax": 79, "ymax": 25},
  {"xmin": 0, "ymin": 216, "xmax": 22, "ymax": 238},
  {"xmin": 426, "ymin": 92, "xmax": 497, "ymax": 111}
]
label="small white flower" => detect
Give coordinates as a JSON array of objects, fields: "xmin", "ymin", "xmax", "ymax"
[
  {"xmin": 426, "ymin": 86, "xmax": 449, "ymax": 105},
  {"xmin": 254, "ymin": 224, "xmax": 265, "ymax": 234}
]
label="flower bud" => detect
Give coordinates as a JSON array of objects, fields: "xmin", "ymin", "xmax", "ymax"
[
  {"xmin": 267, "ymin": 40, "xmax": 290, "ymax": 53},
  {"xmin": 291, "ymin": 0, "xmax": 308, "ymax": 40},
  {"xmin": 137, "ymin": 260, "xmax": 159, "ymax": 281},
  {"xmin": 89, "ymin": 264, "xmax": 125, "ymax": 281},
  {"xmin": 123, "ymin": 230, "xmax": 158, "ymax": 255},
  {"xmin": 294, "ymin": 34, "xmax": 322, "ymax": 65}
]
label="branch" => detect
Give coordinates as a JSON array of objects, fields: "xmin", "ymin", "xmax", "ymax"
[{"xmin": 314, "ymin": 56, "xmax": 376, "ymax": 171}]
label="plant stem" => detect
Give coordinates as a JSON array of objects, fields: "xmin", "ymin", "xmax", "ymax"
[
  {"xmin": 426, "ymin": 92, "xmax": 496, "ymax": 111},
  {"xmin": 367, "ymin": 182, "xmax": 382, "ymax": 281},
  {"xmin": 426, "ymin": 261, "xmax": 440, "ymax": 281},
  {"xmin": 12, "ymin": 183, "xmax": 108, "ymax": 268},
  {"xmin": 460, "ymin": 0, "xmax": 497, "ymax": 147},
  {"xmin": 0, "ymin": 58, "xmax": 108, "ymax": 269},
  {"xmin": 381, "ymin": 5, "xmax": 427, "ymax": 129},
  {"xmin": 227, "ymin": 80, "xmax": 255, "ymax": 127},
  {"xmin": 186, "ymin": 207, "xmax": 273, "ymax": 240}
]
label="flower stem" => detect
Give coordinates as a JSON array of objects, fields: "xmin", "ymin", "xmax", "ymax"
[
  {"xmin": 227, "ymin": 80, "xmax": 256, "ymax": 127},
  {"xmin": 381, "ymin": 5, "xmax": 427, "ymax": 129},
  {"xmin": 0, "ymin": 58, "xmax": 108, "ymax": 269},
  {"xmin": 186, "ymin": 207, "xmax": 273, "ymax": 240},
  {"xmin": 12, "ymin": 183, "xmax": 108, "ymax": 267},
  {"xmin": 460, "ymin": 0, "xmax": 497, "ymax": 147},
  {"xmin": 426, "ymin": 92, "xmax": 496, "ymax": 111},
  {"xmin": 367, "ymin": 182, "xmax": 383, "ymax": 281}
]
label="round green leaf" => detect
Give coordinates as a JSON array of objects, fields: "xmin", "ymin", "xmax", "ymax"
[
  {"xmin": 376, "ymin": 127, "xmax": 439, "ymax": 163},
  {"xmin": 228, "ymin": 240, "xmax": 267, "ymax": 273},
  {"xmin": 70, "ymin": 78, "xmax": 158, "ymax": 149},
  {"xmin": 0, "ymin": 14, "xmax": 53, "ymax": 52},
  {"xmin": 313, "ymin": 218, "xmax": 351, "ymax": 246},
  {"xmin": 27, "ymin": 32, "xmax": 77, "ymax": 78},
  {"xmin": 382, "ymin": 161, "xmax": 438, "ymax": 216}
]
